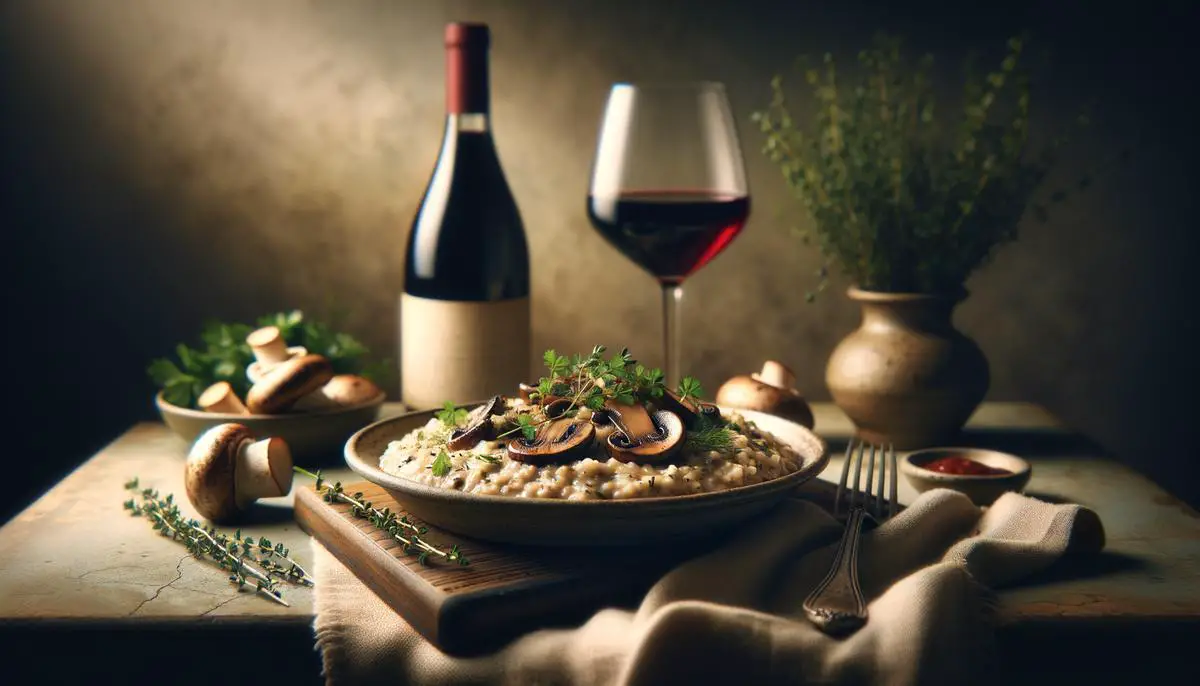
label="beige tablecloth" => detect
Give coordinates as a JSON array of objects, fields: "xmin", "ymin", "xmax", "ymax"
[{"xmin": 312, "ymin": 488, "xmax": 1103, "ymax": 685}]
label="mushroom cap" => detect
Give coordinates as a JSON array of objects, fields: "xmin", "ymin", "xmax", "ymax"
[
  {"xmin": 507, "ymin": 419, "xmax": 596, "ymax": 465},
  {"xmin": 246, "ymin": 354, "xmax": 334, "ymax": 414},
  {"xmin": 657, "ymin": 390, "xmax": 722, "ymax": 428},
  {"xmin": 321, "ymin": 374, "xmax": 383, "ymax": 407},
  {"xmin": 603, "ymin": 403, "xmax": 686, "ymax": 464},
  {"xmin": 186, "ymin": 423, "xmax": 253, "ymax": 523},
  {"xmin": 446, "ymin": 395, "xmax": 504, "ymax": 451},
  {"xmin": 714, "ymin": 374, "xmax": 814, "ymax": 429}
]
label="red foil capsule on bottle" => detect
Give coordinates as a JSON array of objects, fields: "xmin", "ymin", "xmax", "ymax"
[{"xmin": 444, "ymin": 22, "xmax": 490, "ymax": 115}]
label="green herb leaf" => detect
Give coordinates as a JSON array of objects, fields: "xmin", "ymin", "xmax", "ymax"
[
  {"xmin": 431, "ymin": 450, "xmax": 453, "ymax": 477},
  {"xmin": 516, "ymin": 414, "xmax": 538, "ymax": 441},
  {"xmin": 474, "ymin": 454, "xmax": 502, "ymax": 465},
  {"xmin": 435, "ymin": 401, "xmax": 469, "ymax": 427},
  {"xmin": 677, "ymin": 376, "xmax": 704, "ymax": 401}
]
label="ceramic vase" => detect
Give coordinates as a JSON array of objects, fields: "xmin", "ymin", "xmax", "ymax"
[{"xmin": 825, "ymin": 286, "xmax": 989, "ymax": 449}]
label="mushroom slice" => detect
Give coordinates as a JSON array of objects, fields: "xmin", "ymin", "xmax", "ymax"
[
  {"xmin": 543, "ymin": 398, "xmax": 574, "ymax": 419},
  {"xmin": 603, "ymin": 401, "xmax": 686, "ymax": 464},
  {"xmin": 590, "ymin": 408, "xmax": 615, "ymax": 427},
  {"xmin": 658, "ymin": 390, "xmax": 722, "ymax": 427},
  {"xmin": 245, "ymin": 354, "xmax": 334, "ymax": 414},
  {"xmin": 507, "ymin": 419, "xmax": 596, "ymax": 465},
  {"xmin": 446, "ymin": 395, "xmax": 504, "ymax": 451}
]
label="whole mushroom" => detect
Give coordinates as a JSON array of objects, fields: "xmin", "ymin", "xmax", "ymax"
[
  {"xmin": 245, "ymin": 326, "xmax": 308, "ymax": 384},
  {"xmin": 246, "ymin": 354, "xmax": 334, "ymax": 414},
  {"xmin": 714, "ymin": 360, "xmax": 815, "ymax": 429},
  {"xmin": 291, "ymin": 374, "xmax": 384, "ymax": 412},
  {"xmin": 185, "ymin": 423, "xmax": 294, "ymax": 524}
]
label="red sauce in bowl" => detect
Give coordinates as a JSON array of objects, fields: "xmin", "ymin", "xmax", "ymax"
[{"xmin": 921, "ymin": 455, "xmax": 1013, "ymax": 476}]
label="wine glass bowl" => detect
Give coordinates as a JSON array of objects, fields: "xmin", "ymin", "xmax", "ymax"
[{"xmin": 587, "ymin": 82, "xmax": 749, "ymax": 388}]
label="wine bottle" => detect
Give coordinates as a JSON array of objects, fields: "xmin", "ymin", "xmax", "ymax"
[{"xmin": 400, "ymin": 22, "xmax": 531, "ymax": 410}]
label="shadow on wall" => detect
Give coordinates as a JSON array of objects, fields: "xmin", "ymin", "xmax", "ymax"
[{"xmin": 1, "ymin": 0, "xmax": 1197, "ymax": 523}]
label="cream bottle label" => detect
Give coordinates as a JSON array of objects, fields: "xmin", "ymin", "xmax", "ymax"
[{"xmin": 399, "ymin": 294, "xmax": 530, "ymax": 410}]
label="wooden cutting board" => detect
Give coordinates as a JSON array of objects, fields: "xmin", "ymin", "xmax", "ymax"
[{"xmin": 295, "ymin": 480, "xmax": 838, "ymax": 656}]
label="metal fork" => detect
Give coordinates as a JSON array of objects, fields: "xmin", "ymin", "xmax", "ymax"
[{"xmin": 802, "ymin": 439, "xmax": 898, "ymax": 636}]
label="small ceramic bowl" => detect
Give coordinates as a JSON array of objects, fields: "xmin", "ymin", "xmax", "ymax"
[
  {"xmin": 156, "ymin": 391, "xmax": 385, "ymax": 463},
  {"xmin": 900, "ymin": 447, "xmax": 1032, "ymax": 506}
]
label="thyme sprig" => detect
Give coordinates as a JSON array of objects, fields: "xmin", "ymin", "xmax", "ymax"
[
  {"xmin": 494, "ymin": 345, "xmax": 705, "ymax": 441},
  {"xmin": 295, "ymin": 467, "xmax": 468, "ymax": 566},
  {"xmin": 122, "ymin": 478, "xmax": 313, "ymax": 606},
  {"xmin": 753, "ymin": 32, "xmax": 1115, "ymax": 299}
]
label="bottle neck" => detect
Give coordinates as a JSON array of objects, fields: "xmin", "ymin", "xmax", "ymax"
[
  {"xmin": 445, "ymin": 43, "xmax": 490, "ymax": 115},
  {"xmin": 448, "ymin": 113, "xmax": 490, "ymax": 133}
]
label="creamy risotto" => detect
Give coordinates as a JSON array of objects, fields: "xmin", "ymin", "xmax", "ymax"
[{"xmin": 380, "ymin": 395, "xmax": 803, "ymax": 501}]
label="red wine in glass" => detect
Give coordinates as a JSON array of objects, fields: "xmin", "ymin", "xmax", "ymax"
[
  {"xmin": 586, "ymin": 190, "xmax": 750, "ymax": 285},
  {"xmin": 587, "ymin": 82, "xmax": 749, "ymax": 388}
]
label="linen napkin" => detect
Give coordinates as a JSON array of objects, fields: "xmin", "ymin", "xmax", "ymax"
[{"xmin": 312, "ymin": 488, "xmax": 1104, "ymax": 686}]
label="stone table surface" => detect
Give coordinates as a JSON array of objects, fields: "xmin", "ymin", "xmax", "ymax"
[{"xmin": 1, "ymin": 402, "xmax": 1197, "ymax": 683}]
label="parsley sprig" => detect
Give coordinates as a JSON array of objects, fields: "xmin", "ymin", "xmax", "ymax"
[
  {"xmin": 435, "ymin": 401, "xmax": 470, "ymax": 427},
  {"xmin": 430, "ymin": 449, "xmax": 453, "ymax": 477}
]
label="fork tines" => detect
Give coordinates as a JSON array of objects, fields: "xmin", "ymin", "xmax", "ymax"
[{"xmin": 834, "ymin": 439, "xmax": 898, "ymax": 520}]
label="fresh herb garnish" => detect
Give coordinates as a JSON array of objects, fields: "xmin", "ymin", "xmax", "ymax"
[
  {"xmin": 436, "ymin": 401, "xmax": 469, "ymax": 427},
  {"xmin": 677, "ymin": 375, "xmax": 704, "ymax": 402},
  {"xmin": 123, "ymin": 478, "xmax": 313, "ymax": 606},
  {"xmin": 296, "ymin": 467, "xmax": 467, "ymax": 566},
  {"xmin": 684, "ymin": 415, "xmax": 735, "ymax": 453},
  {"xmin": 515, "ymin": 414, "xmax": 539, "ymax": 441},
  {"xmin": 430, "ymin": 449, "xmax": 453, "ymax": 477},
  {"xmin": 474, "ymin": 454, "xmax": 502, "ymax": 465},
  {"xmin": 497, "ymin": 346, "xmax": 670, "ymax": 440},
  {"xmin": 148, "ymin": 309, "xmax": 388, "ymax": 409}
]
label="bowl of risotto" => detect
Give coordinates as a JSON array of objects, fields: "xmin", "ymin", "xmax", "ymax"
[{"xmin": 344, "ymin": 351, "xmax": 828, "ymax": 545}]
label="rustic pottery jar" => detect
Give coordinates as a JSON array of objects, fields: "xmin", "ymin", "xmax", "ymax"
[{"xmin": 825, "ymin": 286, "xmax": 989, "ymax": 450}]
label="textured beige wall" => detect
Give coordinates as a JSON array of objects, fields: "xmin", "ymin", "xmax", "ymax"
[{"xmin": 2, "ymin": 0, "xmax": 1195, "ymax": 505}]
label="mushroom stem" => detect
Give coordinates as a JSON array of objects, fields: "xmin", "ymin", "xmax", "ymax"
[
  {"xmin": 755, "ymin": 360, "xmax": 795, "ymax": 390},
  {"xmin": 197, "ymin": 382, "xmax": 249, "ymax": 415},
  {"xmin": 234, "ymin": 437, "xmax": 293, "ymax": 507},
  {"xmin": 247, "ymin": 326, "xmax": 291, "ymax": 366}
]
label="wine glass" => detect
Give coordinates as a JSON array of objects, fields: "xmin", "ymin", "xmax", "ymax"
[{"xmin": 587, "ymin": 82, "xmax": 750, "ymax": 390}]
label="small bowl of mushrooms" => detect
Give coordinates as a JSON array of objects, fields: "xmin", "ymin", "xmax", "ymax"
[{"xmin": 157, "ymin": 325, "xmax": 387, "ymax": 462}]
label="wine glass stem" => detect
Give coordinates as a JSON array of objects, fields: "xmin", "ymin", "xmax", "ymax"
[{"xmin": 661, "ymin": 283, "xmax": 683, "ymax": 390}]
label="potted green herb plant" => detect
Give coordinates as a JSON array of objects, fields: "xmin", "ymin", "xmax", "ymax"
[{"xmin": 752, "ymin": 33, "xmax": 1098, "ymax": 448}]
